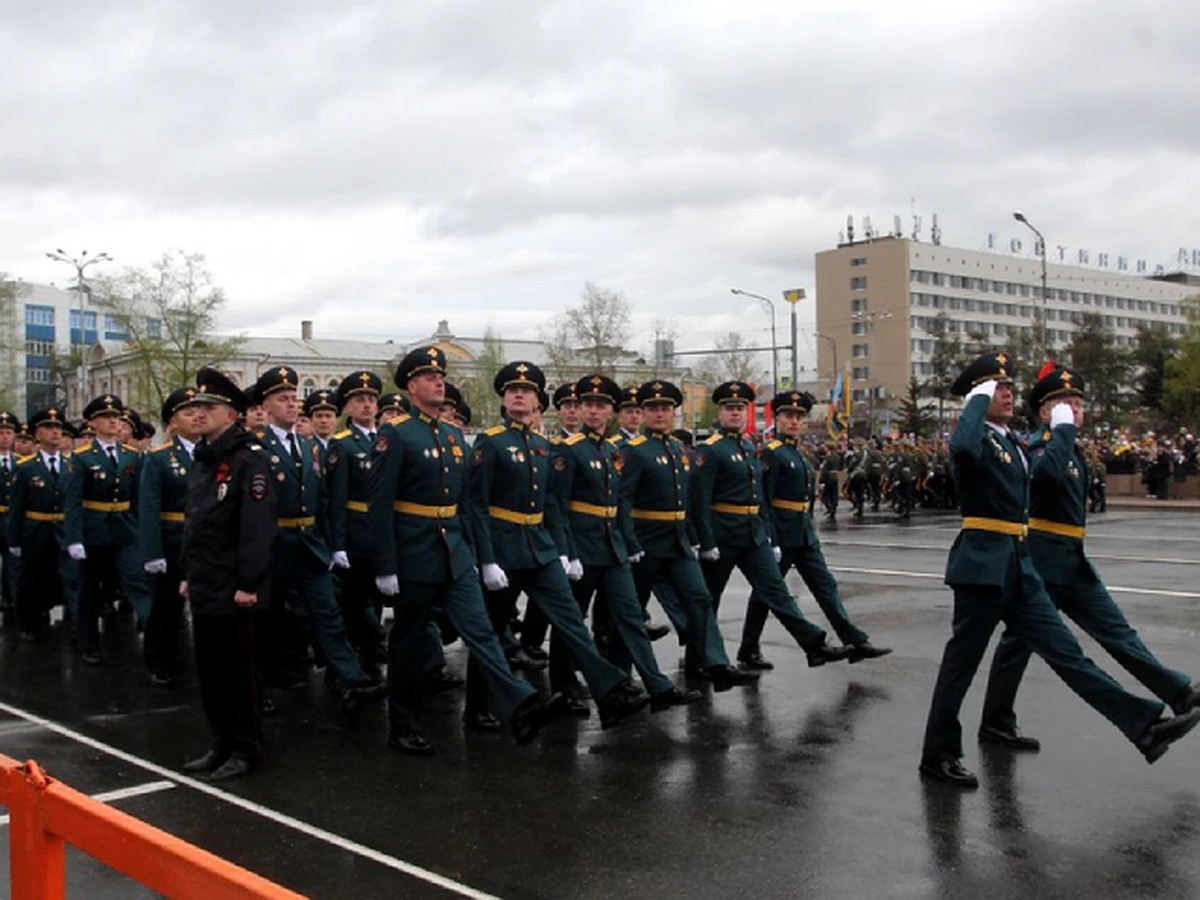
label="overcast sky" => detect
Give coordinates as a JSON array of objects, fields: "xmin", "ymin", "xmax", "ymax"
[{"xmin": 3, "ymin": 0, "xmax": 1198, "ymax": 376}]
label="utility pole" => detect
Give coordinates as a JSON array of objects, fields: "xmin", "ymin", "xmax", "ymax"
[{"xmin": 45, "ymin": 249, "xmax": 111, "ymax": 405}]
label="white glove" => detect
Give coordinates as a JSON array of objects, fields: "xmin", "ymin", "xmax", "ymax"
[
  {"xmin": 8, "ymin": 547, "xmax": 19, "ymax": 558},
  {"xmin": 482, "ymin": 563, "xmax": 509, "ymax": 591},
  {"xmin": 331, "ymin": 550, "xmax": 351, "ymax": 569},
  {"xmin": 699, "ymin": 548, "xmax": 721, "ymax": 562},
  {"xmin": 627, "ymin": 551, "xmax": 645, "ymax": 564},
  {"xmin": 567, "ymin": 558, "xmax": 584, "ymax": 581},
  {"xmin": 965, "ymin": 379, "xmax": 998, "ymax": 402},
  {"xmin": 68, "ymin": 543, "xmax": 87, "ymax": 561},
  {"xmin": 375, "ymin": 574, "xmax": 399, "ymax": 596},
  {"xmin": 771, "ymin": 545, "xmax": 782, "ymax": 564},
  {"xmin": 1050, "ymin": 403, "xmax": 1074, "ymax": 429},
  {"xmin": 144, "ymin": 558, "xmax": 167, "ymax": 574},
  {"xmin": 559, "ymin": 555, "xmax": 570, "ymax": 574}
]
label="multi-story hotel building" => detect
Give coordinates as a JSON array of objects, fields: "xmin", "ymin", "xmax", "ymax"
[{"xmin": 815, "ymin": 236, "xmax": 1197, "ymax": 430}]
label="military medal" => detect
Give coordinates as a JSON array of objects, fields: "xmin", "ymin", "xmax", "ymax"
[{"xmin": 216, "ymin": 483, "xmax": 228, "ymax": 501}]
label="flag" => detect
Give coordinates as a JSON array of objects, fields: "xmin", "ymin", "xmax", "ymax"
[{"xmin": 827, "ymin": 366, "xmax": 850, "ymax": 439}]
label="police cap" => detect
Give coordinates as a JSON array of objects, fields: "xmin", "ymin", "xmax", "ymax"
[{"xmin": 194, "ymin": 367, "xmax": 249, "ymax": 414}]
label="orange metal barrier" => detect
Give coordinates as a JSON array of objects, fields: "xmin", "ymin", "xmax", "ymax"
[{"xmin": 0, "ymin": 755, "xmax": 306, "ymax": 899}]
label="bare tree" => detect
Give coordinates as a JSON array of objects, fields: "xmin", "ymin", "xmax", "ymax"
[
  {"xmin": 564, "ymin": 282, "xmax": 632, "ymax": 372},
  {"xmin": 539, "ymin": 316, "xmax": 575, "ymax": 385},
  {"xmin": 697, "ymin": 331, "xmax": 757, "ymax": 384},
  {"xmin": 0, "ymin": 278, "xmax": 25, "ymax": 411},
  {"xmin": 455, "ymin": 326, "xmax": 507, "ymax": 429}
]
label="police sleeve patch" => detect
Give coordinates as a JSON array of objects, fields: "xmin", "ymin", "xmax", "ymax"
[
  {"xmin": 471, "ymin": 448, "xmax": 484, "ymax": 466},
  {"xmin": 327, "ymin": 448, "xmax": 339, "ymax": 467},
  {"xmin": 553, "ymin": 455, "xmax": 566, "ymax": 471},
  {"xmin": 250, "ymin": 472, "xmax": 268, "ymax": 501},
  {"xmin": 373, "ymin": 436, "xmax": 389, "ymax": 454}
]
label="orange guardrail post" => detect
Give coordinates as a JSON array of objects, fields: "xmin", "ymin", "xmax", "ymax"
[{"xmin": 0, "ymin": 754, "xmax": 307, "ymax": 899}]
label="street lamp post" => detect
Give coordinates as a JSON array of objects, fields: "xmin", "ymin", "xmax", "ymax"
[
  {"xmin": 850, "ymin": 310, "xmax": 893, "ymax": 435},
  {"xmin": 45, "ymin": 248, "xmax": 111, "ymax": 406},
  {"xmin": 1013, "ymin": 211, "xmax": 1049, "ymax": 360},
  {"xmin": 731, "ymin": 288, "xmax": 778, "ymax": 394}
]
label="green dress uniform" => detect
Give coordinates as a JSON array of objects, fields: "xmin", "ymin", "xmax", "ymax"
[
  {"xmin": 921, "ymin": 354, "xmax": 1165, "ymax": 782},
  {"xmin": 8, "ymin": 445, "xmax": 74, "ymax": 637},
  {"xmin": 64, "ymin": 432, "xmax": 147, "ymax": 658},
  {"xmin": 549, "ymin": 422, "xmax": 676, "ymax": 700},
  {"xmin": 738, "ymin": 433, "xmax": 878, "ymax": 663},
  {"xmin": 139, "ymin": 434, "xmax": 194, "ymax": 682},
  {"xmin": 980, "ymin": 370, "xmax": 1193, "ymax": 734}
]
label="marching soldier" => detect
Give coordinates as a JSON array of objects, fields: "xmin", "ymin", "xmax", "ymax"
[
  {"xmin": 692, "ymin": 382, "xmax": 851, "ymax": 670},
  {"xmin": 818, "ymin": 444, "xmax": 842, "ymax": 520},
  {"xmin": 8, "ymin": 407, "xmax": 74, "ymax": 642},
  {"xmin": 920, "ymin": 352, "xmax": 1199, "ymax": 789},
  {"xmin": 978, "ymin": 365, "xmax": 1200, "ymax": 749},
  {"xmin": 736, "ymin": 391, "xmax": 891, "ymax": 669},
  {"xmin": 63, "ymin": 394, "xmax": 148, "ymax": 664},
  {"xmin": 618, "ymin": 379, "xmax": 757, "ymax": 690},
  {"xmin": 0, "ymin": 412, "xmax": 20, "ymax": 614},
  {"xmin": 616, "ymin": 386, "xmax": 643, "ymax": 441},
  {"xmin": 552, "ymin": 382, "xmax": 582, "ymax": 437},
  {"xmin": 369, "ymin": 347, "xmax": 568, "ymax": 754},
  {"xmin": 303, "ymin": 389, "xmax": 340, "ymax": 455},
  {"xmin": 846, "ymin": 438, "xmax": 869, "ymax": 518},
  {"xmin": 254, "ymin": 365, "xmax": 386, "ymax": 709},
  {"xmin": 179, "ymin": 368, "xmax": 276, "ymax": 780},
  {"xmin": 548, "ymin": 373, "xmax": 700, "ymax": 713},
  {"xmin": 140, "ymin": 386, "xmax": 202, "ymax": 687},
  {"xmin": 377, "ymin": 392, "xmax": 408, "ymax": 426},
  {"xmin": 464, "ymin": 360, "xmax": 651, "ymax": 728}
]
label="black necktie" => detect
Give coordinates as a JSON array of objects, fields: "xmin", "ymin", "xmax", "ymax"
[
  {"xmin": 1, "ymin": 457, "xmax": 8, "ymax": 474},
  {"xmin": 107, "ymin": 446, "xmax": 118, "ymax": 468},
  {"xmin": 367, "ymin": 431, "xmax": 376, "ymax": 443},
  {"xmin": 287, "ymin": 432, "xmax": 303, "ymax": 472},
  {"xmin": 48, "ymin": 457, "xmax": 57, "ymax": 481}
]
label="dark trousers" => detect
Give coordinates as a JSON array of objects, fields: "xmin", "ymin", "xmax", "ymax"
[
  {"xmin": 740, "ymin": 543, "xmax": 867, "ymax": 657},
  {"xmin": 193, "ymin": 613, "xmax": 263, "ymax": 762},
  {"xmin": 850, "ymin": 478, "xmax": 867, "ymax": 515},
  {"xmin": 79, "ymin": 546, "xmax": 122, "ymax": 653},
  {"xmin": 270, "ymin": 567, "xmax": 369, "ymax": 690},
  {"xmin": 631, "ymin": 554, "xmax": 729, "ymax": 668},
  {"xmin": 390, "ymin": 571, "xmax": 535, "ymax": 736},
  {"xmin": 143, "ymin": 553, "xmax": 185, "ymax": 679},
  {"xmin": 16, "ymin": 540, "xmax": 64, "ymax": 634},
  {"xmin": 551, "ymin": 563, "xmax": 673, "ymax": 697},
  {"xmin": 521, "ymin": 600, "xmax": 550, "ymax": 652},
  {"xmin": 922, "ymin": 559, "xmax": 1163, "ymax": 762},
  {"xmin": 981, "ymin": 576, "xmax": 1191, "ymax": 732},
  {"xmin": 702, "ymin": 543, "xmax": 826, "ymax": 650},
  {"xmin": 336, "ymin": 557, "xmax": 387, "ymax": 666}
]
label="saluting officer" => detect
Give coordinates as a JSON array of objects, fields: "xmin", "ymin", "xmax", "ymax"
[
  {"xmin": 737, "ymin": 391, "xmax": 890, "ymax": 670},
  {"xmin": 326, "ymin": 370, "xmax": 388, "ymax": 676},
  {"xmin": 618, "ymin": 379, "xmax": 757, "ymax": 691},
  {"xmin": 464, "ymin": 360, "xmax": 651, "ymax": 728},
  {"xmin": 370, "ymin": 347, "xmax": 567, "ymax": 754},
  {"xmin": 978, "ymin": 365, "xmax": 1199, "ymax": 749},
  {"xmin": 140, "ymin": 386, "xmax": 202, "ymax": 687},
  {"xmin": 8, "ymin": 407, "xmax": 75, "ymax": 642},
  {"xmin": 548, "ymin": 373, "xmax": 700, "ymax": 713},
  {"xmin": 255, "ymin": 365, "xmax": 385, "ymax": 710},
  {"xmin": 0, "ymin": 411, "xmax": 21, "ymax": 614},
  {"xmin": 63, "ymin": 394, "xmax": 147, "ymax": 664},
  {"xmin": 920, "ymin": 352, "xmax": 1199, "ymax": 789},
  {"xmin": 179, "ymin": 368, "xmax": 276, "ymax": 780}
]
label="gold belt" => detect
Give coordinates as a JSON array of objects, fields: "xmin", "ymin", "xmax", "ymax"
[
  {"xmin": 394, "ymin": 501, "xmax": 458, "ymax": 518},
  {"xmin": 25, "ymin": 511, "xmax": 64, "ymax": 523},
  {"xmin": 83, "ymin": 500, "xmax": 130, "ymax": 513},
  {"xmin": 1028, "ymin": 517, "xmax": 1086, "ymax": 540},
  {"xmin": 962, "ymin": 516, "xmax": 1028, "ymax": 537},
  {"xmin": 346, "ymin": 500, "xmax": 369, "ymax": 513},
  {"xmin": 277, "ymin": 516, "xmax": 316, "ymax": 529},
  {"xmin": 771, "ymin": 498, "xmax": 811, "ymax": 513},
  {"xmin": 569, "ymin": 501, "xmax": 618, "ymax": 519},
  {"xmin": 160, "ymin": 511, "xmax": 185, "ymax": 523},
  {"xmin": 489, "ymin": 506, "xmax": 543, "ymax": 526},
  {"xmin": 631, "ymin": 508, "xmax": 686, "ymax": 522},
  {"xmin": 0, "ymin": 505, "xmax": 8, "ymax": 514},
  {"xmin": 712, "ymin": 503, "xmax": 760, "ymax": 516}
]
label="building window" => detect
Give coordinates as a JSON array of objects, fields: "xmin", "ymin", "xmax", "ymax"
[
  {"xmin": 301, "ymin": 377, "xmax": 317, "ymax": 398},
  {"xmin": 850, "ymin": 257, "xmax": 868, "ymax": 267},
  {"xmin": 25, "ymin": 305, "xmax": 55, "ymax": 326},
  {"xmin": 852, "ymin": 366, "xmax": 870, "ymax": 380},
  {"xmin": 851, "ymin": 297, "xmax": 868, "ymax": 313},
  {"xmin": 852, "ymin": 343, "xmax": 869, "ymax": 359},
  {"xmin": 146, "ymin": 317, "xmax": 162, "ymax": 339},
  {"xmin": 851, "ymin": 322, "xmax": 866, "ymax": 336},
  {"xmin": 850, "ymin": 276, "xmax": 868, "ymax": 291},
  {"xmin": 104, "ymin": 314, "xmax": 129, "ymax": 340}
]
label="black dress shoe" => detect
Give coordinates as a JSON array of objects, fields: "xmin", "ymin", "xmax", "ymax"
[
  {"xmin": 598, "ymin": 685, "xmax": 650, "ymax": 730},
  {"xmin": 463, "ymin": 710, "xmax": 503, "ymax": 732},
  {"xmin": 341, "ymin": 680, "xmax": 386, "ymax": 711},
  {"xmin": 148, "ymin": 672, "xmax": 175, "ymax": 689},
  {"xmin": 978, "ymin": 724, "xmax": 1041, "ymax": 751},
  {"xmin": 847, "ymin": 642, "xmax": 893, "ymax": 664},
  {"xmin": 261, "ymin": 695, "xmax": 278, "ymax": 718},
  {"xmin": 388, "ymin": 733, "xmax": 436, "ymax": 756},
  {"xmin": 708, "ymin": 665, "xmax": 760, "ymax": 692},
  {"xmin": 645, "ymin": 623, "xmax": 671, "ymax": 642},
  {"xmin": 81, "ymin": 649, "xmax": 102, "ymax": 667},
  {"xmin": 508, "ymin": 649, "xmax": 548, "ymax": 672},
  {"xmin": 522, "ymin": 645, "xmax": 550, "ymax": 662},
  {"xmin": 736, "ymin": 651, "xmax": 775, "ymax": 671},
  {"xmin": 1171, "ymin": 682, "xmax": 1200, "ymax": 715},
  {"xmin": 919, "ymin": 757, "xmax": 979, "ymax": 789},
  {"xmin": 424, "ymin": 669, "xmax": 465, "ymax": 693},
  {"xmin": 650, "ymin": 686, "xmax": 703, "ymax": 712},
  {"xmin": 1136, "ymin": 708, "xmax": 1200, "ymax": 764},
  {"xmin": 563, "ymin": 696, "xmax": 591, "ymax": 718},
  {"xmin": 511, "ymin": 692, "xmax": 570, "ymax": 745},
  {"xmin": 182, "ymin": 749, "xmax": 229, "ymax": 774},
  {"xmin": 210, "ymin": 756, "xmax": 256, "ymax": 781},
  {"xmin": 805, "ymin": 642, "xmax": 853, "ymax": 667}
]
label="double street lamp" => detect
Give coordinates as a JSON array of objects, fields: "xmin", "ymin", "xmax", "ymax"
[
  {"xmin": 45, "ymin": 248, "xmax": 111, "ymax": 402},
  {"xmin": 730, "ymin": 288, "xmax": 779, "ymax": 393},
  {"xmin": 1012, "ymin": 210, "xmax": 1049, "ymax": 359}
]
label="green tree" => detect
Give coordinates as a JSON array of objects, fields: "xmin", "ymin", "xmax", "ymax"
[
  {"xmin": 1162, "ymin": 297, "xmax": 1200, "ymax": 428},
  {"xmin": 926, "ymin": 312, "xmax": 961, "ymax": 430},
  {"xmin": 1067, "ymin": 311, "xmax": 1128, "ymax": 422},
  {"xmin": 1133, "ymin": 322, "xmax": 1179, "ymax": 417},
  {"xmin": 92, "ymin": 250, "xmax": 243, "ymax": 412},
  {"xmin": 896, "ymin": 376, "xmax": 936, "ymax": 438},
  {"xmin": 0, "ymin": 278, "xmax": 25, "ymax": 412},
  {"xmin": 457, "ymin": 326, "xmax": 506, "ymax": 429}
]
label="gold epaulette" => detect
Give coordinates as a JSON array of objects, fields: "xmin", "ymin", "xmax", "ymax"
[
  {"xmin": 627, "ymin": 435, "xmax": 647, "ymax": 446},
  {"xmin": 333, "ymin": 429, "xmax": 352, "ymax": 440},
  {"xmin": 703, "ymin": 434, "xmax": 723, "ymax": 446},
  {"xmin": 484, "ymin": 425, "xmax": 506, "ymax": 436},
  {"xmin": 564, "ymin": 433, "xmax": 586, "ymax": 445},
  {"xmin": 606, "ymin": 435, "xmax": 623, "ymax": 445},
  {"xmin": 393, "ymin": 414, "xmax": 412, "ymax": 426},
  {"xmin": 123, "ymin": 443, "xmax": 140, "ymax": 453},
  {"xmin": 70, "ymin": 440, "xmax": 93, "ymax": 455},
  {"xmin": 16, "ymin": 453, "xmax": 35, "ymax": 465},
  {"xmin": 150, "ymin": 442, "xmax": 174, "ymax": 453},
  {"xmin": 767, "ymin": 439, "xmax": 782, "ymax": 450}
]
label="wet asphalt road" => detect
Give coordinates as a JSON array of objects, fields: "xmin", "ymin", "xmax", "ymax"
[{"xmin": 2, "ymin": 508, "xmax": 1200, "ymax": 899}]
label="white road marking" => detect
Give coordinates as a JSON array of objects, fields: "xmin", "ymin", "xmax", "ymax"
[
  {"xmin": 827, "ymin": 566, "xmax": 1200, "ymax": 599},
  {"xmin": 0, "ymin": 779, "xmax": 176, "ymax": 826},
  {"xmin": 0, "ymin": 701, "xmax": 499, "ymax": 899}
]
